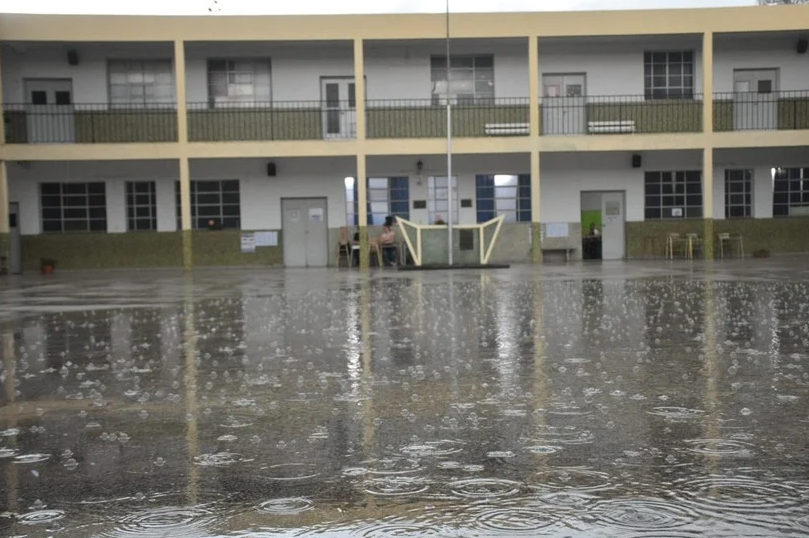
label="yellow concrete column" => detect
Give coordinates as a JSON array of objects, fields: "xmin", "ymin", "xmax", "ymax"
[
  {"xmin": 528, "ymin": 36, "xmax": 540, "ymax": 138},
  {"xmin": 702, "ymin": 32, "xmax": 715, "ymax": 261},
  {"xmin": 353, "ymin": 39, "xmax": 366, "ymax": 141},
  {"xmin": 174, "ymin": 40, "xmax": 189, "ymax": 145},
  {"xmin": 179, "ymin": 157, "xmax": 193, "ymax": 271},
  {"xmin": 356, "ymin": 154, "xmax": 369, "ymax": 269},
  {"xmin": 531, "ymin": 151, "xmax": 542, "ymax": 264},
  {"xmin": 0, "ymin": 161, "xmax": 9, "ymax": 274}
]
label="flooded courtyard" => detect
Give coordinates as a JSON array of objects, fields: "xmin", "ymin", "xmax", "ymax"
[{"xmin": 2, "ymin": 260, "xmax": 809, "ymax": 537}]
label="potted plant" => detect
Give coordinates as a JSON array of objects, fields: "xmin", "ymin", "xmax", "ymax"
[{"xmin": 41, "ymin": 257, "xmax": 56, "ymax": 274}]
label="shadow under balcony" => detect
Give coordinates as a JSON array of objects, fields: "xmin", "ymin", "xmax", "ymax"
[{"xmin": 3, "ymin": 103, "xmax": 178, "ymax": 144}]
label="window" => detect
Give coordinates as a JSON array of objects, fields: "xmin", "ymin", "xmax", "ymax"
[
  {"xmin": 643, "ymin": 51, "xmax": 694, "ymax": 100},
  {"xmin": 175, "ymin": 180, "xmax": 241, "ymax": 229},
  {"xmin": 475, "ymin": 174, "xmax": 531, "ymax": 223},
  {"xmin": 724, "ymin": 169, "xmax": 753, "ymax": 218},
  {"xmin": 126, "ymin": 181, "xmax": 157, "ymax": 231},
  {"xmin": 430, "ymin": 55, "xmax": 494, "ymax": 105},
  {"xmin": 772, "ymin": 167, "xmax": 809, "ymax": 217},
  {"xmin": 345, "ymin": 177, "xmax": 410, "ymax": 226},
  {"xmin": 207, "ymin": 59, "xmax": 272, "ymax": 106},
  {"xmin": 428, "ymin": 176, "xmax": 459, "ymax": 224},
  {"xmin": 644, "ymin": 171, "xmax": 702, "ymax": 219},
  {"xmin": 108, "ymin": 60, "xmax": 174, "ymax": 106},
  {"xmin": 40, "ymin": 182, "xmax": 107, "ymax": 233}
]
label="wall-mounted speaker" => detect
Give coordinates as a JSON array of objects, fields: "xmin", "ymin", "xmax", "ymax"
[
  {"xmin": 67, "ymin": 50, "xmax": 79, "ymax": 66},
  {"xmin": 631, "ymin": 154, "xmax": 642, "ymax": 168},
  {"xmin": 798, "ymin": 39, "xmax": 808, "ymax": 54},
  {"xmin": 267, "ymin": 162, "xmax": 277, "ymax": 177}
]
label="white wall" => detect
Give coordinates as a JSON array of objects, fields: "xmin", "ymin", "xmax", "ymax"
[{"xmin": 8, "ymin": 35, "xmax": 804, "ymax": 103}]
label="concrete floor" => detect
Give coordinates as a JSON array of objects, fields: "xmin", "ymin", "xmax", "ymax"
[{"xmin": 1, "ymin": 259, "xmax": 809, "ymax": 537}]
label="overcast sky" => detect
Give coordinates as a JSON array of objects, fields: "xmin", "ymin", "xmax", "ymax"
[{"xmin": 0, "ymin": 0, "xmax": 753, "ymax": 15}]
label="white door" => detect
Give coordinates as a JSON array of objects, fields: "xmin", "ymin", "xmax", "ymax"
[
  {"xmin": 282, "ymin": 198, "xmax": 329, "ymax": 267},
  {"xmin": 24, "ymin": 79, "xmax": 75, "ymax": 143},
  {"xmin": 321, "ymin": 78, "xmax": 356, "ymax": 139},
  {"xmin": 600, "ymin": 192, "xmax": 625, "ymax": 261},
  {"xmin": 733, "ymin": 69, "xmax": 778, "ymax": 131},
  {"xmin": 542, "ymin": 74, "xmax": 586, "ymax": 135}
]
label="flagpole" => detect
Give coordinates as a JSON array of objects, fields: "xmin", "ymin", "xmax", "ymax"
[{"xmin": 445, "ymin": 0, "xmax": 454, "ymax": 265}]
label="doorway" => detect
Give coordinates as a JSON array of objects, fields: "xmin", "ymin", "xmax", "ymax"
[
  {"xmin": 24, "ymin": 79, "xmax": 75, "ymax": 143},
  {"xmin": 733, "ymin": 69, "xmax": 778, "ymax": 130},
  {"xmin": 9, "ymin": 202, "xmax": 22, "ymax": 274},
  {"xmin": 282, "ymin": 198, "xmax": 329, "ymax": 267},
  {"xmin": 580, "ymin": 191, "xmax": 625, "ymax": 261},
  {"xmin": 542, "ymin": 73, "xmax": 586, "ymax": 135},
  {"xmin": 321, "ymin": 77, "xmax": 356, "ymax": 139}
]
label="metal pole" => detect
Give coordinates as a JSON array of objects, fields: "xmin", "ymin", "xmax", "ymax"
[{"xmin": 445, "ymin": 0, "xmax": 454, "ymax": 265}]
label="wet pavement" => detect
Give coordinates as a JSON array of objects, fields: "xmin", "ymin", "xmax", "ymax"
[{"xmin": 1, "ymin": 259, "xmax": 809, "ymax": 537}]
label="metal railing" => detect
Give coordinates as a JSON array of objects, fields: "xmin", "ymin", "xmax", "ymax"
[
  {"xmin": 365, "ymin": 98, "xmax": 530, "ymax": 138},
  {"xmin": 2, "ymin": 103, "xmax": 178, "ymax": 143},
  {"xmin": 187, "ymin": 101, "xmax": 356, "ymax": 141},
  {"xmin": 540, "ymin": 94, "xmax": 704, "ymax": 136},
  {"xmin": 712, "ymin": 90, "xmax": 809, "ymax": 131}
]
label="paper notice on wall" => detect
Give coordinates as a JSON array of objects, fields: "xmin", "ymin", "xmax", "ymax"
[
  {"xmin": 545, "ymin": 222, "xmax": 569, "ymax": 238},
  {"xmin": 309, "ymin": 207, "xmax": 324, "ymax": 222},
  {"xmin": 241, "ymin": 233, "xmax": 256, "ymax": 253},
  {"xmin": 254, "ymin": 231, "xmax": 278, "ymax": 247},
  {"xmin": 289, "ymin": 210, "xmax": 300, "ymax": 223}
]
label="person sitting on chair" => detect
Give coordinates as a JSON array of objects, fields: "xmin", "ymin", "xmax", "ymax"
[{"xmin": 379, "ymin": 216, "xmax": 397, "ymax": 266}]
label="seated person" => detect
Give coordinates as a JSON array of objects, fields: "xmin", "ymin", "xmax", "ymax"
[{"xmin": 379, "ymin": 216, "xmax": 397, "ymax": 266}]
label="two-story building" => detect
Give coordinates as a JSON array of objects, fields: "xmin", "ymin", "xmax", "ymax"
[{"xmin": 1, "ymin": 5, "xmax": 808, "ymax": 271}]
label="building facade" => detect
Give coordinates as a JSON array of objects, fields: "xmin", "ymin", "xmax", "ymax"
[{"xmin": 0, "ymin": 5, "xmax": 808, "ymax": 271}]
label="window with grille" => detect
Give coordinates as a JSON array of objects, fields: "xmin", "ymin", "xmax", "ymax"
[
  {"xmin": 40, "ymin": 182, "xmax": 107, "ymax": 232},
  {"xmin": 108, "ymin": 60, "xmax": 174, "ymax": 107},
  {"xmin": 475, "ymin": 174, "xmax": 531, "ymax": 223},
  {"xmin": 345, "ymin": 177, "xmax": 410, "ymax": 226},
  {"xmin": 643, "ymin": 51, "xmax": 694, "ymax": 100},
  {"xmin": 207, "ymin": 59, "xmax": 272, "ymax": 106},
  {"xmin": 773, "ymin": 167, "xmax": 809, "ymax": 217},
  {"xmin": 430, "ymin": 55, "xmax": 494, "ymax": 105},
  {"xmin": 644, "ymin": 171, "xmax": 702, "ymax": 219},
  {"xmin": 126, "ymin": 181, "xmax": 157, "ymax": 231},
  {"xmin": 724, "ymin": 169, "xmax": 753, "ymax": 218},
  {"xmin": 175, "ymin": 180, "xmax": 241, "ymax": 229},
  {"xmin": 428, "ymin": 176, "xmax": 459, "ymax": 224}
]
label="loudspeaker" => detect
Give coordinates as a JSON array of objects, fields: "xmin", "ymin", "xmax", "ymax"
[
  {"xmin": 67, "ymin": 50, "xmax": 79, "ymax": 66},
  {"xmin": 798, "ymin": 39, "xmax": 808, "ymax": 54},
  {"xmin": 631, "ymin": 154, "xmax": 642, "ymax": 168},
  {"xmin": 267, "ymin": 162, "xmax": 277, "ymax": 176}
]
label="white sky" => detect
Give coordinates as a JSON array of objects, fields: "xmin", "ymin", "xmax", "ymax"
[{"xmin": 0, "ymin": 0, "xmax": 752, "ymax": 15}]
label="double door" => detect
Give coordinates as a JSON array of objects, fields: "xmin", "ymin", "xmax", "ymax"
[
  {"xmin": 24, "ymin": 79, "xmax": 75, "ymax": 143},
  {"xmin": 733, "ymin": 69, "xmax": 778, "ymax": 130},
  {"xmin": 321, "ymin": 78, "xmax": 356, "ymax": 139},
  {"xmin": 542, "ymin": 74, "xmax": 586, "ymax": 135},
  {"xmin": 282, "ymin": 198, "xmax": 328, "ymax": 267}
]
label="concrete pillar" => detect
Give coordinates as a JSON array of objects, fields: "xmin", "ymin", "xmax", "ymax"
[
  {"xmin": 174, "ymin": 40, "xmax": 189, "ymax": 145},
  {"xmin": 179, "ymin": 157, "xmax": 193, "ymax": 271},
  {"xmin": 356, "ymin": 154, "xmax": 369, "ymax": 269},
  {"xmin": 702, "ymin": 32, "xmax": 715, "ymax": 260},
  {"xmin": 353, "ymin": 39, "xmax": 366, "ymax": 141},
  {"xmin": 0, "ymin": 161, "xmax": 8, "ymax": 274},
  {"xmin": 528, "ymin": 37, "xmax": 543, "ymax": 264},
  {"xmin": 530, "ymin": 151, "xmax": 542, "ymax": 264}
]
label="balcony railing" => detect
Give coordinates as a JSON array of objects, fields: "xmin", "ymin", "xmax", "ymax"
[
  {"xmin": 540, "ymin": 94, "xmax": 704, "ymax": 136},
  {"xmin": 366, "ymin": 98, "xmax": 530, "ymax": 139},
  {"xmin": 713, "ymin": 90, "xmax": 809, "ymax": 131},
  {"xmin": 2, "ymin": 103, "xmax": 178, "ymax": 144},
  {"xmin": 187, "ymin": 101, "xmax": 356, "ymax": 141}
]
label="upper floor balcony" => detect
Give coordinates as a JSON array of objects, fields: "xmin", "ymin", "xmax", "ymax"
[{"xmin": 2, "ymin": 32, "xmax": 808, "ymax": 147}]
